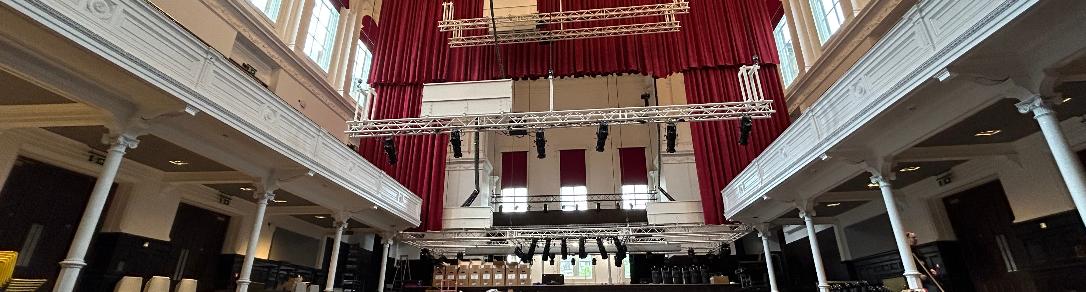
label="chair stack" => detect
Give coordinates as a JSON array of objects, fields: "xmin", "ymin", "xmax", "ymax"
[
  {"xmin": 142, "ymin": 276, "xmax": 170, "ymax": 292},
  {"xmin": 113, "ymin": 276, "xmax": 143, "ymax": 292},
  {"xmin": 4, "ymin": 279, "xmax": 47, "ymax": 292},
  {"xmin": 0, "ymin": 252, "xmax": 16, "ymax": 288},
  {"xmin": 113, "ymin": 276, "xmax": 199, "ymax": 292}
]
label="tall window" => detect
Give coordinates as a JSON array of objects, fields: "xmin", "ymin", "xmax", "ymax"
[
  {"xmin": 500, "ymin": 152, "xmax": 529, "ymax": 212},
  {"xmin": 303, "ymin": 0, "xmax": 340, "ymax": 71},
  {"xmin": 559, "ymin": 149, "xmax": 588, "ymax": 211},
  {"xmin": 560, "ymin": 257, "xmax": 594, "ymax": 279},
  {"xmin": 809, "ymin": 0, "xmax": 845, "ymax": 43},
  {"xmin": 623, "ymin": 258, "xmax": 631, "ymax": 278},
  {"xmin": 773, "ymin": 21, "xmax": 800, "ymax": 86},
  {"xmin": 249, "ymin": 0, "xmax": 282, "ymax": 21},
  {"xmin": 618, "ymin": 147, "xmax": 650, "ymax": 209},
  {"xmin": 349, "ymin": 40, "xmax": 373, "ymax": 107}
]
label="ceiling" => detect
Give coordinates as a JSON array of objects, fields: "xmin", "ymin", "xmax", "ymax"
[
  {"xmin": 45, "ymin": 126, "xmax": 235, "ymax": 172},
  {"xmin": 291, "ymin": 215, "xmax": 368, "ymax": 229},
  {"xmin": 830, "ymin": 160, "xmax": 966, "ymax": 192},
  {"xmin": 204, "ymin": 183, "xmax": 315, "ymax": 207},
  {"xmin": 779, "ymin": 200, "xmax": 870, "ymax": 220},
  {"xmin": 0, "ymin": 69, "xmax": 73, "ymax": 105},
  {"xmin": 917, "ymin": 81, "xmax": 1086, "ymax": 147}
]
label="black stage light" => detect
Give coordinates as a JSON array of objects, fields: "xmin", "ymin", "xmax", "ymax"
[
  {"xmin": 665, "ymin": 122, "xmax": 678, "ymax": 153},
  {"xmin": 578, "ymin": 238, "xmax": 588, "ymax": 259},
  {"xmin": 508, "ymin": 128, "xmax": 529, "ymax": 136},
  {"xmin": 514, "ymin": 246, "xmax": 525, "ymax": 262},
  {"xmin": 457, "ymin": 252, "xmax": 465, "ymax": 262},
  {"xmin": 528, "ymin": 238, "xmax": 539, "ymax": 259},
  {"xmin": 571, "ymin": 257, "xmax": 576, "ymax": 265},
  {"xmin": 543, "ymin": 204, "xmax": 549, "ymax": 212},
  {"xmin": 542, "ymin": 238, "xmax": 552, "ymax": 260},
  {"xmin": 383, "ymin": 137, "xmax": 397, "ymax": 165},
  {"xmin": 486, "ymin": 255, "xmax": 495, "ymax": 262},
  {"xmin": 720, "ymin": 243, "xmax": 732, "ymax": 255},
  {"xmin": 561, "ymin": 238, "xmax": 569, "ymax": 259},
  {"xmin": 596, "ymin": 237, "xmax": 609, "ymax": 259},
  {"xmin": 595, "ymin": 122, "xmax": 609, "ymax": 152},
  {"xmin": 535, "ymin": 130, "xmax": 547, "ymax": 159},
  {"xmin": 550, "ymin": 258, "xmax": 555, "ymax": 265},
  {"xmin": 450, "ymin": 129, "xmax": 463, "ymax": 158},
  {"xmin": 592, "ymin": 258, "xmax": 597, "ymax": 266},
  {"xmin": 738, "ymin": 116, "xmax": 753, "ymax": 145},
  {"xmin": 688, "ymin": 248, "xmax": 695, "ymax": 257}
]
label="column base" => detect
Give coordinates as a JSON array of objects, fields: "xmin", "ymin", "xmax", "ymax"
[
  {"xmin": 817, "ymin": 284, "xmax": 831, "ymax": 292},
  {"xmin": 236, "ymin": 280, "xmax": 251, "ymax": 292},
  {"xmin": 58, "ymin": 259, "xmax": 87, "ymax": 268}
]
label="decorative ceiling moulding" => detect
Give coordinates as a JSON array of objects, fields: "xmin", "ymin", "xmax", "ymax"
[
  {"xmin": 440, "ymin": 0, "xmax": 690, "ymax": 47},
  {"xmin": 202, "ymin": 0, "xmax": 354, "ymax": 119}
]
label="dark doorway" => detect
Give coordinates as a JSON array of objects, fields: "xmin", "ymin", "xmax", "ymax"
[
  {"xmin": 943, "ymin": 181, "xmax": 1036, "ymax": 292},
  {"xmin": 0, "ymin": 156, "xmax": 109, "ymax": 288},
  {"xmin": 170, "ymin": 203, "xmax": 231, "ymax": 292}
]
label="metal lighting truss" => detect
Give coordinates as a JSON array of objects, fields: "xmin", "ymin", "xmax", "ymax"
[
  {"xmin": 490, "ymin": 192, "xmax": 658, "ymax": 204},
  {"xmin": 440, "ymin": 0, "xmax": 689, "ymax": 47},
  {"xmin": 399, "ymin": 223, "xmax": 751, "ymax": 254},
  {"xmin": 347, "ymin": 100, "xmax": 773, "ymax": 137}
]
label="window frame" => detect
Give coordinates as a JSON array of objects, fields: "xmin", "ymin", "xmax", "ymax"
[
  {"xmin": 560, "ymin": 186, "xmax": 588, "ymax": 211},
  {"xmin": 621, "ymin": 184, "xmax": 650, "ymax": 210},
  {"xmin": 500, "ymin": 187, "xmax": 528, "ymax": 213},
  {"xmin": 773, "ymin": 20, "xmax": 800, "ymax": 86},
  {"xmin": 560, "ymin": 257, "xmax": 595, "ymax": 279},
  {"xmin": 302, "ymin": 0, "xmax": 341, "ymax": 71},
  {"xmin": 248, "ymin": 0, "xmax": 283, "ymax": 22},
  {"xmin": 809, "ymin": 0, "xmax": 846, "ymax": 44}
]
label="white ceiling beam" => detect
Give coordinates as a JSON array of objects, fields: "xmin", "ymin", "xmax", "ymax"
[
  {"xmin": 0, "ymin": 103, "xmax": 106, "ymax": 129},
  {"xmin": 162, "ymin": 171, "xmax": 253, "ymax": 184},
  {"xmin": 772, "ymin": 217, "xmax": 836, "ymax": 226},
  {"xmin": 895, "ymin": 143, "xmax": 1017, "ymax": 162},
  {"xmin": 267, "ymin": 205, "xmax": 330, "ymax": 215}
]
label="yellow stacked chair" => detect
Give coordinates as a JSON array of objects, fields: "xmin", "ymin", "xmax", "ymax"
[{"xmin": 0, "ymin": 251, "xmax": 16, "ymax": 287}]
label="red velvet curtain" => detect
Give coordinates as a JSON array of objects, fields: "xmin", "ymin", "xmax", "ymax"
[
  {"xmin": 559, "ymin": 149, "xmax": 587, "ymax": 187},
  {"xmin": 619, "ymin": 147, "xmax": 649, "ymax": 185},
  {"xmin": 359, "ymin": 15, "xmax": 379, "ymax": 51},
  {"xmin": 501, "ymin": 151, "xmax": 529, "ymax": 188},
  {"xmin": 362, "ymin": 0, "xmax": 790, "ymax": 228},
  {"xmin": 684, "ymin": 66, "xmax": 791, "ymax": 224}
]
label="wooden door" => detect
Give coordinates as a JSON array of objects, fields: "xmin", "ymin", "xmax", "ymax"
[{"xmin": 943, "ymin": 181, "xmax": 1036, "ymax": 292}]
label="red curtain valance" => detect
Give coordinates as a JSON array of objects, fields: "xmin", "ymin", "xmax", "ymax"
[
  {"xmin": 359, "ymin": 15, "xmax": 378, "ymax": 51},
  {"xmin": 559, "ymin": 149, "xmax": 587, "ymax": 187}
]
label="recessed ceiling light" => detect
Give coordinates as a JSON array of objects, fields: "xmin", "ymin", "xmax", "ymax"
[
  {"xmin": 1063, "ymin": 97, "xmax": 1072, "ymax": 103},
  {"xmin": 974, "ymin": 129, "xmax": 1002, "ymax": 137},
  {"xmin": 825, "ymin": 202, "xmax": 841, "ymax": 207},
  {"xmin": 866, "ymin": 182, "xmax": 880, "ymax": 188},
  {"xmin": 899, "ymin": 166, "xmax": 921, "ymax": 172},
  {"xmin": 272, "ymin": 199, "xmax": 287, "ymax": 203},
  {"xmin": 314, "ymin": 215, "xmax": 327, "ymax": 219},
  {"xmin": 239, "ymin": 187, "xmax": 255, "ymax": 191},
  {"xmin": 168, "ymin": 160, "xmax": 189, "ymax": 166}
]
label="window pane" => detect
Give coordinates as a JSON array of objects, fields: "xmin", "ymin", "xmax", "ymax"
[
  {"xmin": 560, "ymin": 186, "xmax": 588, "ymax": 211},
  {"xmin": 809, "ymin": 0, "xmax": 844, "ymax": 43},
  {"xmin": 303, "ymin": 1, "xmax": 340, "ymax": 70},
  {"xmin": 250, "ymin": 0, "xmax": 282, "ymax": 21},
  {"xmin": 622, "ymin": 184, "xmax": 649, "ymax": 209},
  {"xmin": 350, "ymin": 40, "xmax": 373, "ymax": 106},
  {"xmin": 773, "ymin": 21, "xmax": 799, "ymax": 86},
  {"xmin": 501, "ymin": 187, "xmax": 528, "ymax": 212}
]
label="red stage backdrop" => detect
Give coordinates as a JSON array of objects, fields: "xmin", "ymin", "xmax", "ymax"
[{"xmin": 360, "ymin": 0, "xmax": 790, "ymax": 230}]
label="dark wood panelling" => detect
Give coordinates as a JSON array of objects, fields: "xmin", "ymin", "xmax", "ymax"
[
  {"xmin": 1012, "ymin": 210, "xmax": 1086, "ymax": 291},
  {"xmin": 80, "ymin": 232, "xmax": 175, "ymax": 291},
  {"xmin": 844, "ymin": 241, "xmax": 974, "ymax": 292}
]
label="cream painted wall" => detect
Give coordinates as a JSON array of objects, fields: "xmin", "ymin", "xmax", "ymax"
[{"xmin": 149, "ymin": 0, "xmax": 359, "ymax": 142}]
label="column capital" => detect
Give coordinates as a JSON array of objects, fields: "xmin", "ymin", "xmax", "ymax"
[
  {"xmin": 1015, "ymin": 94, "xmax": 1060, "ymax": 117},
  {"xmin": 754, "ymin": 223, "xmax": 776, "ymax": 238},
  {"xmin": 795, "ymin": 199, "xmax": 817, "ymax": 218},
  {"xmin": 252, "ymin": 188, "xmax": 276, "ymax": 202},
  {"xmin": 101, "ymin": 133, "xmax": 141, "ymax": 151},
  {"xmin": 869, "ymin": 174, "xmax": 892, "ymax": 188}
]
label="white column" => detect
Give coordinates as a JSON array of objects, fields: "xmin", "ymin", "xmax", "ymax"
[
  {"xmin": 1017, "ymin": 96, "xmax": 1086, "ymax": 227},
  {"xmin": 236, "ymin": 189, "xmax": 276, "ymax": 292},
  {"xmin": 756, "ymin": 226, "xmax": 781, "ymax": 292},
  {"xmin": 53, "ymin": 133, "xmax": 140, "ymax": 292},
  {"xmin": 871, "ymin": 175, "xmax": 925, "ymax": 291},
  {"xmin": 291, "ymin": 0, "xmax": 315, "ymax": 51},
  {"xmin": 326, "ymin": 8, "xmax": 352, "ymax": 81},
  {"xmin": 376, "ymin": 237, "xmax": 393, "ymax": 292},
  {"xmin": 780, "ymin": 0, "xmax": 807, "ymax": 73},
  {"xmin": 323, "ymin": 219, "xmax": 348, "ymax": 292},
  {"xmin": 800, "ymin": 210, "xmax": 830, "ymax": 292}
]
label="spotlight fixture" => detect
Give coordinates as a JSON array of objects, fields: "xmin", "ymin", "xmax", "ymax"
[
  {"xmin": 688, "ymin": 248, "xmax": 695, "ymax": 257},
  {"xmin": 592, "ymin": 258, "xmax": 597, "ymax": 266},
  {"xmin": 486, "ymin": 255, "xmax": 495, "ymax": 262},
  {"xmin": 383, "ymin": 137, "xmax": 398, "ymax": 165},
  {"xmin": 457, "ymin": 252, "xmax": 465, "ymax": 262},
  {"xmin": 974, "ymin": 129, "xmax": 1002, "ymax": 137},
  {"xmin": 578, "ymin": 238, "xmax": 588, "ymax": 259},
  {"xmin": 550, "ymin": 258, "xmax": 555, "ymax": 265},
  {"xmin": 571, "ymin": 257, "xmax": 576, "ymax": 265},
  {"xmin": 450, "ymin": 129, "xmax": 463, "ymax": 158},
  {"xmin": 596, "ymin": 237, "xmax": 609, "ymax": 259},
  {"xmin": 514, "ymin": 246, "xmax": 525, "ymax": 262},
  {"xmin": 535, "ymin": 130, "xmax": 547, "ymax": 159},
  {"xmin": 665, "ymin": 122, "xmax": 677, "ymax": 153},
  {"xmin": 738, "ymin": 116, "xmax": 753, "ymax": 145},
  {"xmin": 595, "ymin": 122, "xmax": 609, "ymax": 152},
  {"xmin": 561, "ymin": 238, "xmax": 569, "ymax": 259},
  {"xmin": 542, "ymin": 238, "xmax": 552, "ymax": 260},
  {"xmin": 528, "ymin": 238, "xmax": 539, "ymax": 259},
  {"xmin": 720, "ymin": 243, "xmax": 732, "ymax": 255}
]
